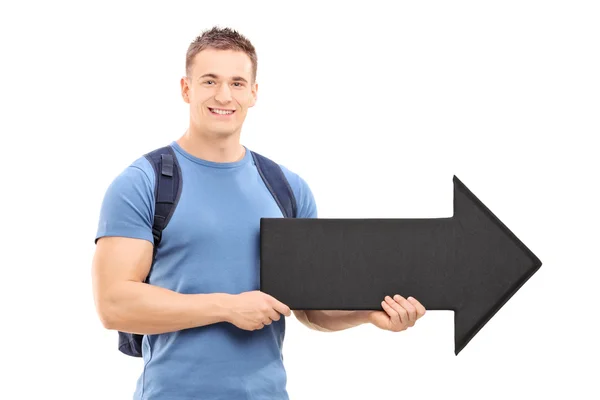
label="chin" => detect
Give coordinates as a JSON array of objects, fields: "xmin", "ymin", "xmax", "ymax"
[{"xmin": 212, "ymin": 128, "xmax": 238, "ymax": 138}]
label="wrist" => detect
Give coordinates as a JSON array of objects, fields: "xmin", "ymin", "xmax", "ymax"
[
  {"xmin": 217, "ymin": 293, "xmax": 234, "ymax": 323},
  {"xmin": 354, "ymin": 310, "xmax": 372, "ymax": 325},
  {"xmin": 193, "ymin": 293, "xmax": 233, "ymax": 325}
]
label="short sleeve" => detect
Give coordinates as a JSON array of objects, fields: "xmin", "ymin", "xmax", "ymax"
[
  {"xmin": 95, "ymin": 159, "xmax": 156, "ymax": 245},
  {"xmin": 281, "ymin": 166, "xmax": 318, "ymax": 219}
]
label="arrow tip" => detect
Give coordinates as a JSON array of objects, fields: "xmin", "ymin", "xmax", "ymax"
[{"xmin": 451, "ymin": 174, "xmax": 542, "ymax": 355}]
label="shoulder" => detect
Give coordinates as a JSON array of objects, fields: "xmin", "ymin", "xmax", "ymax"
[
  {"xmin": 102, "ymin": 155, "xmax": 156, "ymax": 201},
  {"xmin": 121, "ymin": 156, "xmax": 155, "ymax": 187},
  {"xmin": 95, "ymin": 153, "xmax": 157, "ymax": 244},
  {"xmin": 278, "ymin": 163, "xmax": 309, "ymax": 193},
  {"xmin": 248, "ymin": 149, "xmax": 317, "ymax": 218},
  {"xmin": 277, "ymin": 162, "xmax": 318, "ymax": 219},
  {"xmin": 109, "ymin": 142, "xmax": 184, "ymax": 191}
]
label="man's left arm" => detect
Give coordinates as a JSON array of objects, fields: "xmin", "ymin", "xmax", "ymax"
[
  {"xmin": 293, "ymin": 309, "xmax": 370, "ymax": 332},
  {"xmin": 293, "ymin": 295, "xmax": 426, "ymax": 333}
]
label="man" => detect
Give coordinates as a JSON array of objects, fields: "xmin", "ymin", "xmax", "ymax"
[{"xmin": 92, "ymin": 26, "xmax": 426, "ymax": 399}]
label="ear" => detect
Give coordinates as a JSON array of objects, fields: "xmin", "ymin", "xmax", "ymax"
[
  {"xmin": 249, "ymin": 82, "xmax": 258, "ymax": 108},
  {"xmin": 181, "ymin": 76, "xmax": 190, "ymax": 104}
]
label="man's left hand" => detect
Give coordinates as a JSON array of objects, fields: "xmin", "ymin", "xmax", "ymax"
[{"xmin": 366, "ymin": 295, "xmax": 426, "ymax": 332}]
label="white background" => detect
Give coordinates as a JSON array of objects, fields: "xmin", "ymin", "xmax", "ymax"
[{"xmin": 1, "ymin": 1, "xmax": 599, "ymax": 399}]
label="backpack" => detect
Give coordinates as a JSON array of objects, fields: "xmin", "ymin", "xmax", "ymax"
[{"xmin": 118, "ymin": 144, "xmax": 298, "ymax": 357}]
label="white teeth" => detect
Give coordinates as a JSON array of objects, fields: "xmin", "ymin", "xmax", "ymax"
[{"xmin": 211, "ymin": 108, "xmax": 233, "ymax": 115}]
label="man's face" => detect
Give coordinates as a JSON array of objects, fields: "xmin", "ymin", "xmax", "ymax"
[{"xmin": 181, "ymin": 48, "xmax": 257, "ymax": 138}]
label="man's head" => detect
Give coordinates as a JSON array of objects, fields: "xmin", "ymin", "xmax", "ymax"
[{"xmin": 181, "ymin": 27, "xmax": 258, "ymax": 139}]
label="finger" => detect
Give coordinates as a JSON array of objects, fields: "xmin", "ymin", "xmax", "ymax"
[
  {"xmin": 407, "ymin": 297, "xmax": 426, "ymax": 318},
  {"xmin": 381, "ymin": 300, "xmax": 400, "ymax": 325},
  {"xmin": 268, "ymin": 308, "xmax": 281, "ymax": 322},
  {"xmin": 269, "ymin": 296, "xmax": 292, "ymax": 317},
  {"xmin": 385, "ymin": 296, "xmax": 407, "ymax": 325},
  {"xmin": 394, "ymin": 295, "xmax": 417, "ymax": 324}
]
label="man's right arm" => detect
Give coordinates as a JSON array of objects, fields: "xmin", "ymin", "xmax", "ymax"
[
  {"xmin": 92, "ymin": 236, "xmax": 232, "ymax": 334},
  {"xmin": 91, "ymin": 160, "xmax": 289, "ymax": 334}
]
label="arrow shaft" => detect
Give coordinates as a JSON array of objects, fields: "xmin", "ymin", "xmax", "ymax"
[{"xmin": 260, "ymin": 218, "xmax": 460, "ymax": 311}]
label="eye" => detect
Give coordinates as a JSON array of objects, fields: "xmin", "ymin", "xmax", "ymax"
[
  {"xmin": 204, "ymin": 80, "xmax": 215, "ymax": 85},
  {"xmin": 233, "ymin": 82, "xmax": 243, "ymax": 87}
]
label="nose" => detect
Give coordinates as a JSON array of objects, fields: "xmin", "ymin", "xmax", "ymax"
[{"xmin": 214, "ymin": 83, "xmax": 232, "ymax": 104}]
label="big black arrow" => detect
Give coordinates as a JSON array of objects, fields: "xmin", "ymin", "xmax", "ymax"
[{"xmin": 260, "ymin": 175, "xmax": 542, "ymax": 355}]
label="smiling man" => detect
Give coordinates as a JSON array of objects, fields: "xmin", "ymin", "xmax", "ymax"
[
  {"xmin": 182, "ymin": 48, "xmax": 254, "ymax": 149},
  {"xmin": 92, "ymin": 26, "xmax": 426, "ymax": 400}
]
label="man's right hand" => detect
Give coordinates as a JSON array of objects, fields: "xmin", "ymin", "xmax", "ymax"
[{"xmin": 225, "ymin": 290, "xmax": 291, "ymax": 331}]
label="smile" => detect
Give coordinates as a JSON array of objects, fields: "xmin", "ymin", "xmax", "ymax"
[{"xmin": 208, "ymin": 107, "xmax": 235, "ymax": 116}]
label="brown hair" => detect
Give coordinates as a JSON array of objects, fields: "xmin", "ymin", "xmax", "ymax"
[{"xmin": 186, "ymin": 26, "xmax": 258, "ymax": 83}]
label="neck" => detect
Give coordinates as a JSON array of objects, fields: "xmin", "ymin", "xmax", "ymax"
[{"xmin": 176, "ymin": 126, "xmax": 245, "ymax": 163}]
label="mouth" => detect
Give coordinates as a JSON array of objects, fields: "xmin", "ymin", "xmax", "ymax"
[{"xmin": 208, "ymin": 107, "xmax": 236, "ymax": 117}]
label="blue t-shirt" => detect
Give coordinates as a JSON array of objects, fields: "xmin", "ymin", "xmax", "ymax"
[{"xmin": 95, "ymin": 141, "xmax": 317, "ymax": 399}]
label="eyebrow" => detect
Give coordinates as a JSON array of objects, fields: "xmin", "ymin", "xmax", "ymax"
[{"xmin": 199, "ymin": 73, "xmax": 248, "ymax": 83}]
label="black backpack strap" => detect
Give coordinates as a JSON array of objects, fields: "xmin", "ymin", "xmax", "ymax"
[
  {"xmin": 144, "ymin": 145, "xmax": 183, "ymax": 263},
  {"xmin": 251, "ymin": 150, "xmax": 297, "ymax": 218},
  {"xmin": 117, "ymin": 145, "xmax": 182, "ymax": 358}
]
